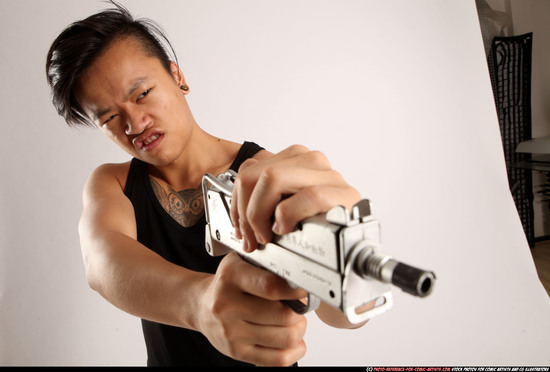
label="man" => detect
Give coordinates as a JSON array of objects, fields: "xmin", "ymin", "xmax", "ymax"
[{"xmin": 46, "ymin": 2, "xmax": 365, "ymax": 366}]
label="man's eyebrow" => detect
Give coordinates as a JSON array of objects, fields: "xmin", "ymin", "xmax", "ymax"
[
  {"xmin": 92, "ymin": 77, "xmax": 150, "ymax": 122},
  {"xmin": 126, "ymin": 77, "xmax": 149, "ymax": 99},
  {"xmin": 93, "ymin": 107, "xmax": 111, "ymax": 122}
]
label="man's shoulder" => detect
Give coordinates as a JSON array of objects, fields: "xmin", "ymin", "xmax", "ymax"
[
  {"xmin": 93, "ymin": 161, "xmax": 132, "ymax": 174},
  {"xmin": 86, "ymin": 161, "xmax": 133, "ymax": 191}
]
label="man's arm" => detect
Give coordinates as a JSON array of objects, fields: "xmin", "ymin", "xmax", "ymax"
[
  {"xmin": 79, "ymin": 163, "xmax": 206, "ymax": 329},
  {"xmin": 78, "ymin": 163, "xmax": 308, "ymax": 366}
]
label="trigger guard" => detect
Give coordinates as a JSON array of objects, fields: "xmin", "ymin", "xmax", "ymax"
[{"xmin": 282, "ymin": 294, "xmax": 321, "ymax": 314}]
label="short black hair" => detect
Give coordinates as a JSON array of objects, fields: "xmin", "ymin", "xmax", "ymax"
[{"xmin": 46, "ymin": 1, "xmax": 178, "ymax": 127}]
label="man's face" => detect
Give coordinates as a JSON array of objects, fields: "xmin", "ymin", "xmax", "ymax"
[{"xmin": 76, "ymin": 37, "xmax": 193, "ymax": 166}]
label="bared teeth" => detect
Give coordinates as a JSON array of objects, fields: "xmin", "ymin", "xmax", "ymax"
[{"xmin": 144, "ymin": 134, "xmax": 159, "ymax": 145}]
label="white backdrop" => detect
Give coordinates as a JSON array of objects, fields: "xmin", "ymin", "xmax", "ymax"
[{"xmin": 1, "ymin": 0, "xmax": 549, "ymax": 366}]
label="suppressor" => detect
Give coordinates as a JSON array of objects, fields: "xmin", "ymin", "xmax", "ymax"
[{"xmin": 354, "ymin": 249, "xmax": 435, "ymax": 297}]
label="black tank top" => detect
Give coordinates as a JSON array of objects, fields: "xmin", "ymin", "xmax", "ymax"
[{"xmin": 124, "ymin": 141, "xmax": 263, "ymax": 366}]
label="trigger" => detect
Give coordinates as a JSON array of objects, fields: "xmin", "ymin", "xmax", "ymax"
[{"xmin": 282, "ymin": 294, "xmax": 321, "ymax": 314}]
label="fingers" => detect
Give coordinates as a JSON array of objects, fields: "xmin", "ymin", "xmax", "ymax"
[
  {"xmin": 230, "ymin": 145, "xmax": 315, "ymax": 242},
  {"xmin": 220, "ymin": 252, "xmax": 308, "ymax": 306},
  {"xmin": 230, "ymin": 318, "xmax": 308, "ymax": 366},
  {"xmin": 231, "ymin": 145, "xmax": 361, "ymax": 252},
  {"xmin": 252, "ymin": 341, "xmax": 307, "ymax": 367},
  {"xmin": 272, "ymin": 183, "xmax": 360, "ymax": 235},
  {"xmin": 205, "ymin": 252, "xmax": 309, "ymax": 366},
  {"xmin": 232, "ymin": 146, "xmax": 328, "ymax": 249},
  {"xmin": 227, "ymin": 314, "xmax": 307, "ymax": 349},
  {"xmin": 248, "ymin": 168, "xmax": 351, "ymax": 242}
]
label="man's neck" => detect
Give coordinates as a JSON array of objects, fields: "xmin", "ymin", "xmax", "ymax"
[{"xmin": 147, "ymin": 130, "xmax": 240, "ymax": 190}]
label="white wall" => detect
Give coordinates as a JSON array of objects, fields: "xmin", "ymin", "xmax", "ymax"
[{"xmin": 1, "ymin": 0, "xmax": 549, "ymax": 366}]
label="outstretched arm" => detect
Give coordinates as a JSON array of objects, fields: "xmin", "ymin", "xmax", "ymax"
[{"xmin": 79, "ymin": 163, "xmax": 309, "ymax": 366}]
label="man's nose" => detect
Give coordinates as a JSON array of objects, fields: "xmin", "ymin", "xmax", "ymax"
[{"xmin": 125, "ymin": 109, "xmax": 150, "ymax": 135}]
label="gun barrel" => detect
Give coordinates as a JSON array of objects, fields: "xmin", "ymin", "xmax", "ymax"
[
  {"xmin": 387, "ymin": 261, "xmax": 435, "ymax": 297},
  {"xmin": 355, "ymin": 251, "xmax": 435, "ymax": 297}
]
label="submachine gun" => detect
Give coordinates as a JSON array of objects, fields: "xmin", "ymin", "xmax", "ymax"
[{"xmin": 202, "ymin": 170, "xmax": 435, "ymax": 324}]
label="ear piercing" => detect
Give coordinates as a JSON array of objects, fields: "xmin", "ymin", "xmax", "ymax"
[{"xmin": 180, "ymin": 84, "xmax": 189, "ymax": 91}]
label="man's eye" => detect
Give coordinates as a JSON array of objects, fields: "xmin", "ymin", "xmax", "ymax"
[
  {"xmin": 138, "ymin": 89, "xmax": 151, "ymax": 100},
  {"xmin": 102, "ymin": 114, "xmax": 117, "ymax": 126}
]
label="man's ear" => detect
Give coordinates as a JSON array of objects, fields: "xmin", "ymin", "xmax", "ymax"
[{"xmin": 170, "ymin": 61, "xmax": 189, "ymax": 91}]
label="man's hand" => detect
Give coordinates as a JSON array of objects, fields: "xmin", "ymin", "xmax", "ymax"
[
  {"xmin": 197, "ymin": 252, "xmax": 308, "ymax": 366},
  {"xmin": 230, "ymin": 145, "xmax": 361, "ymax": 253},
  {"xmin": 222, "ymin": 145, "xmax": 367, "ymax": 337}
]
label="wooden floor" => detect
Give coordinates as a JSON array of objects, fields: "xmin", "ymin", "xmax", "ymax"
[{"xmin": 532, "ymin": 239, "xmax": 550, "ymax": 296}]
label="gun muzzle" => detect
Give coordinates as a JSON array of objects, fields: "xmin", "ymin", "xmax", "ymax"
[{"xmin": 354, "ymin": 250, "xmax": 435, "ymax": 297}]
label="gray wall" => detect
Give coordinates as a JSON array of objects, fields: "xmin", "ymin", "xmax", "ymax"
[{"xmin": 1, "ymin": 0, "xmax": 549, "ymax": 366}]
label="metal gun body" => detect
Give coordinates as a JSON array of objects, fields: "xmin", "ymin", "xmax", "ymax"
[{"xmin": 202, "ymin": 171, "xmax": 435, "ymax": 324}]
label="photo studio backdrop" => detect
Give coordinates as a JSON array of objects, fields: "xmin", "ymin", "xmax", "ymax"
[{"xmin": 0, "ymin": 0, "xmax": 549, "ymax": 365}]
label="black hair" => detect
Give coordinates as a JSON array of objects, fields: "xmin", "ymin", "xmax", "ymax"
[{"xmin": 45, "ymin": 1, "xmax": 178, "ymax": 127}]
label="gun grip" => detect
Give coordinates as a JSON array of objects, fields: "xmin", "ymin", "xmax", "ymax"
[{"xmin": 282, "ymin": 294, "xmax": 321, "ymax": 314}]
